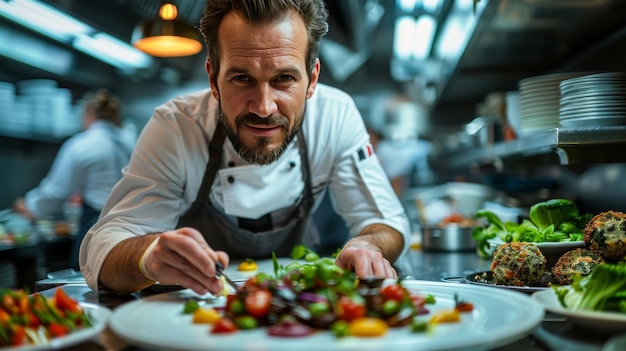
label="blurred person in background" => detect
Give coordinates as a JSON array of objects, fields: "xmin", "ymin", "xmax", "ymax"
[
  {"xmin": 367, "ymin": 99, "xmax": 433, "ymax": 197},
  {"xmin": 13, "ymin": 89, "xmax": 134, "ymax": 269}
]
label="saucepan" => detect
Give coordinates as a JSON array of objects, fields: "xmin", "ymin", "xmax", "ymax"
[{"xmin": 421, "ymin": 226, "xmax": 476, "ymax": 252}]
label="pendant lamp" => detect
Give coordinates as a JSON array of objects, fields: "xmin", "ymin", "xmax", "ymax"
[{"xmin": 132, "ymin": 2, "xmax": 203, "ymax": 57}]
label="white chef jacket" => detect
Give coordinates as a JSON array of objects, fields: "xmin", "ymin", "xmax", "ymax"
[
  {"xmin": 25, "ymin": 120, "xmax": 134, "ymax": 218},
  {"xmin": 80, "ymin": 84, "xmax": 411, "ymax": 290}
]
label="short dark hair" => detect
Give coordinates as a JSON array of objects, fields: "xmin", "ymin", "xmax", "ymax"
[{"xmin": 199, "ymin": 0, "xmax": 328, "ymax": 79}]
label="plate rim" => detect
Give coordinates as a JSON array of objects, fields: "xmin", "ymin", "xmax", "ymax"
[
  {"xmin": 531, "ymin": 288, "xmax": 626, "ymax": 325},
  {"xmin": 109, "ymin": 280, "xmax": 544, "ymax": 351}
]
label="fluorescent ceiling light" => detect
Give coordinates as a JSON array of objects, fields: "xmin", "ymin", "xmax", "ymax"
[
  {"xmin": 397, "ymin": 0, "xmax": 418, "ymax": 12},
  {"xmin": 412, "ymin": 15, "xmax": 436, "ymax": 59},
  {"xmin": 396, "ymin": 0, "xmax": 442, "ymax": 13},
  {"xmin": 394, "ymin": 16, "xmax": 415, "ymax": 60},
  {"xmin": 0, "ymin": 0, "xmax": 153, "ymax": 72},
  {"xmin": 0, "ymin": 0, "xmax": 90, "ymax": 42},
  {"xmin": 393, "ymin": 14, "xmax": 436, "ymax": 61},
  {"xmin": 435, "ymin": 0, "xmax": 485, "ymax": 60},
  {"xmin": 74, "ymin": 33, "xmax": 153, "ymax": 72}
]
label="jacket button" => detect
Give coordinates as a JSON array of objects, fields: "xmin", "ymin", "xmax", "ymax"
[
  {"xmin": 227, "ymin": 176, "xmax": 234, "ymax": 183},
  {"xmin": 228, "ymin": 161, "xmax": 235, "ymax": 167}
]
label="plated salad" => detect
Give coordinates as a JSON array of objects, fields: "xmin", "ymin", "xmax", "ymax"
[
  {"xmin": 183, "ymin": 256, "xmax": 473, "ymax": 337},
  {"xmin": 0, "ymin": 288, "xmax": 92, "ymax": 347}
]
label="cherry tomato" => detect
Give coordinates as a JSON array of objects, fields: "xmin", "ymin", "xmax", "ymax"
[
  {"xmin": 48, "ymin": 322, "xmax": 69, "ymax": 337},
  {"xmin": 238, "ymin": 259, "xmax": 258, "ymax": 271},
  {"xmin": 347, "ymin": 317, "xmax": 388, "ymax": 337},
  {"xmin": 455, "ymin": 302, "xmax": 474, "ymax": 312},
  {"xmin": 429, "ymin": 308, "xmax": 460, "ymax": 324},
  {"xmin": 11, "ymin": 326, "xmax": 25, "ymax": 346},
  {"xmin": 380, "ymin": 284, "xmax": 406, "ymax": 301},
  {"xmin": 54, "ymin": 288, "xmax": 80, "ymax": 313},
  {"xmin": 192, "ymin": 308, "xmax": 221, "ymax": 324},
  {"xmin": 244, "ymin": 290, "xmax": 272, "ymax": 318},
  {"xmin": 211, "ymin": 318, "xmax": 238, "ymax": 334},
  {"xmin": 337, "ymin": 296, "xmax": 366, "ymax": 322}
]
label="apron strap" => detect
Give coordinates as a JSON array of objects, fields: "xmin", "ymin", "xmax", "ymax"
[
  {"xmin": 295, "ymin": 129, "xmax": 313, "ymax": 211},
  {"xmin": 187, "ymin": 125, "xmax": 225, "ymax": 215}
]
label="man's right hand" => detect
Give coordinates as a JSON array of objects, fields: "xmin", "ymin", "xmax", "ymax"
[
  {"xmin": 141, "ymin": 227, "xmax": 230, "ymax": 295},
  {"xmin": 99, "ymin": 227, "xmax": 229, "ymax": 295}
]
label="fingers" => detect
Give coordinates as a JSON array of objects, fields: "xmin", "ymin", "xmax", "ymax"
[
  {"xmin": 144, "ymin": 228, "xmax": 229, "ymax": 295},
  {"xmin": 337, "ymin": 248, "xmax": 397, "ymax": 279}
]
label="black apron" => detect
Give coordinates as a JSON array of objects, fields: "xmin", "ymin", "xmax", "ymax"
[{"xmin": 176, "ymin": 126, "xmax": 319, "ymax": 258}]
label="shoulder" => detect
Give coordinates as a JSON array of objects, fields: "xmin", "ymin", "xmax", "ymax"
[
  {"xmin": 308, "ymin": 84, "xmax": 356, "ymax": 106},
  {"xmin": 150, "ymin": 89, "xmax": 218, "ymax": 137},
  {"xmin": 155, "ymin": 89, "xmax": 214, "ymax": 118}
]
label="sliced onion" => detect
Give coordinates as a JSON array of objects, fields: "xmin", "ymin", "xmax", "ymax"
[
  {"xmin": 267, "ymin": 320, "xmax": 315, "ymax": 337},
  {"xmin": 297, "ymin": 292, "xmax": 327, "ymax": 303}
]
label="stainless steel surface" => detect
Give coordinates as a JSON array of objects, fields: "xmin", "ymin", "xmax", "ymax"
[{"xmin": 443, "ymin": 126, "xmax": 626, "ymax": 168}]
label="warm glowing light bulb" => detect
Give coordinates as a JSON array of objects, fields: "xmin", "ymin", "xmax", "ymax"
[{"xmin": 159, "ymin": 3, "xmax": 178, "ymax": 20}]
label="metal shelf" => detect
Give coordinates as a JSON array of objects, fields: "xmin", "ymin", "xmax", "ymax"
[{"xmin": 444, "ymin": 126, "xmax": 626, "ymax": 167}]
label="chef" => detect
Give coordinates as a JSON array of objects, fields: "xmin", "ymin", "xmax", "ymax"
[{"xmin": 80, "ymin": 0, "xmax": 411, "ymax": 295}]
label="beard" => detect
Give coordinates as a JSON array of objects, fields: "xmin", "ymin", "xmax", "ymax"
[{"xmin": 218, "ymin": 103, "xmax": 305, "ymax": 165}]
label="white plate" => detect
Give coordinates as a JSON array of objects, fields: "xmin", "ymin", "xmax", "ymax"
[
  {"xmin": 532, "ymin": 289, "xmax": 626, "ymax": 335},
  {"xmin": 1, "ymin": 303, "xmax": 111, "ymax": 351},
  {"xmin": 109, "ymin": 281, "xmax": 544, "ymax": 351}
]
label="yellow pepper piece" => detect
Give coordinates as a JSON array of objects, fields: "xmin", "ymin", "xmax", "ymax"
[
  {"xmin": 347, "ymin": 317, "xmax": 388, "ymax": 337},
  {"xmin": 192, "ymin": 307, "xmax": 221, "ymax": 324},
  {"xmin": 238, "ymin": 258, "xmax": 258, "ymax": 271},
  {"xmin": 429, "ymin": 308, "xmax": 461, "ymax": 324}
]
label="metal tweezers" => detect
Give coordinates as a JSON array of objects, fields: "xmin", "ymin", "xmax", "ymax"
[{"xmin": 215, "ymin": 262, "xmax": 240, "ymax": 291}]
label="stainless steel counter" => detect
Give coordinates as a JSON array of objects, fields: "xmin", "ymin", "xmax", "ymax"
[{"xmin": 35, "ymin": 249, "xmax": 619, "ymax": 351}]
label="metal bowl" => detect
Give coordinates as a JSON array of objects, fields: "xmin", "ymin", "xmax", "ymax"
[{"xmin": 422, "ymin": 226, "xmax": 477, "ymax": 252}]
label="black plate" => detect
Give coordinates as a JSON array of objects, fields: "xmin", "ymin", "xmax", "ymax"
[{"xmin": 463, "ymin": 271, "xmax": 554, "ymax": 293}]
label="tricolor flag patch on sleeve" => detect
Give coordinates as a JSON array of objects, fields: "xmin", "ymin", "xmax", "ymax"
[{"xmin": 357, "ymin": 143, "xmax": 375, "ymax": 161}]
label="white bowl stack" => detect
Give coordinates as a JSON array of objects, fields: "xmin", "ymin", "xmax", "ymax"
[
  {"xmin": 15, "ymin": 79, "xmax": 81, "ymax": 137},
  {"xmin": 0, "ymin": 82, "xmax": 18, "ymax": 132},
  {"xmin": 517, "ymin": 72, "xmax": 592, "ymax": 136},
  {"xmin": 559, "ymin": 72, "xmax": 626, "ymax": 128}
]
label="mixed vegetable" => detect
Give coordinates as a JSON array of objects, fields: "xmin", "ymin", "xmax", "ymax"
[
  {"xmin": 472, "ymin": 199, "xmax": 593, "ymax": 257},
  {"xmin": 184, "ymin": 256, "xmax": 473, "ymax": 337},
  {"xmin": 0, "ymin": 288, "xmax": 92, "ymax": 347},
  {"xmin": 554, "ymin": 262, "xmax": 626, "ymax": 314}
]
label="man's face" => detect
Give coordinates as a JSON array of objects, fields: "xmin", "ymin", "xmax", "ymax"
[{"xmin": 208, "ymin": 10, "xmax": 320, "ymax": 165}]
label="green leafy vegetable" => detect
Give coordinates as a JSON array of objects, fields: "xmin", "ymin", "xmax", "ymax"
[
  {"xmin": 554, "ymin": 263, "xmax": 626, "ymax": 313},
  {"xmin": 472, "ymin": 199, "xmax": 591, "ymax": 257},
  {"xmin": 290, "ymin": 244, "xmax": 320, "ymax": 262}
]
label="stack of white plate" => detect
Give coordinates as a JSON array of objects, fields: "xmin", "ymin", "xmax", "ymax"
[
  {"xmin": 505, "ymin": 90, "xmax": 521, "ymax": 136},
  {"xmin": 518, "ymin": 72, "xmax": 592, "ymax": 136},
  {"xmin": 559, "ymin": 72, "xmax": 626, "ymax": 128},
  {"xmin": 0, "ymin": 82, "xmax": 16, "ymax": 131},
  {"xmin": 12, "ymin": 79, "xmax": 81, "ymax": 137}
]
